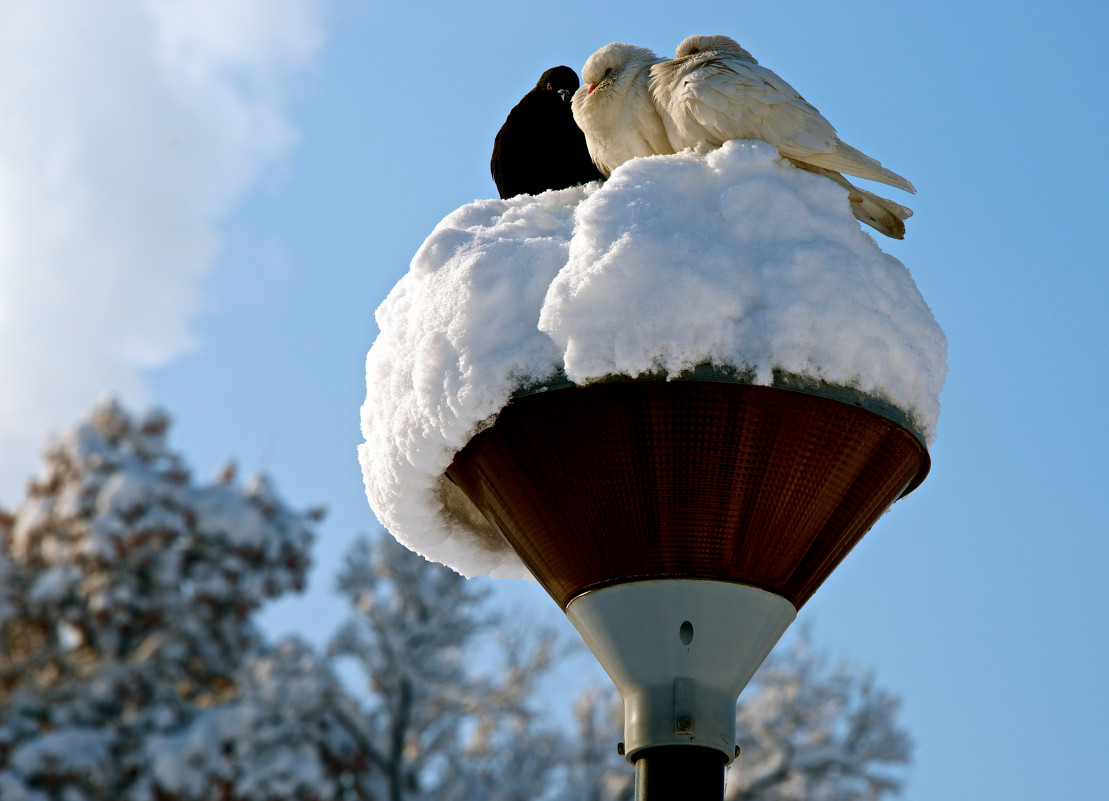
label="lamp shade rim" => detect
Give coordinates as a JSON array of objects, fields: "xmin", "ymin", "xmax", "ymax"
[{"xmin": 512, "ymin": 363, "xmax": 929, "ymax": 455}]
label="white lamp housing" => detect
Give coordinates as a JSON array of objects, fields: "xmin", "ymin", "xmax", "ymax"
[{"xmin": 565, "ymin": 579, "xmax": 797, "ymax": 763}]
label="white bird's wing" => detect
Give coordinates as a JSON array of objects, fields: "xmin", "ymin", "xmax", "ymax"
[
  {"xmin": 657, "ymin": 56, "xmax": 836, "ymax": 152},
  {"xmin": 656, "ymin": 54, "xmax": 914, "ymax": 193}
]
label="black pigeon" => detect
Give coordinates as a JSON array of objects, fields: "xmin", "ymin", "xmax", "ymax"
[{"xmin": 490, "ymin": 66, "xmax": 604, "ymax": 199}]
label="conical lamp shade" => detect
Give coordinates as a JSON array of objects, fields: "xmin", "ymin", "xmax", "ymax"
[
  {"xmin": 447, "ymin": 376, "xmax": 929, "ymax": 768},
  {"xmin": 446, "ymin": 377, "xmax": 929, "ymax": 611}
]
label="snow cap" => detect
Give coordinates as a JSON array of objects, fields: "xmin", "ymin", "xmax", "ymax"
[{"xmin": 360, "ymin": 141, "xmax": 946, "ymax": 579}]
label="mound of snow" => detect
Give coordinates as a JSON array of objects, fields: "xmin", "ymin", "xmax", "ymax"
[{"xmin": 360, "ymin": 140, "xmax": 946, "ymax": 579}]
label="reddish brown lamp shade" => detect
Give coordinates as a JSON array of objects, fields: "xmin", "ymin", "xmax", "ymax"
[{"xmin": 446, "ymin": 377, "xmax": 929, "ymax": 611}]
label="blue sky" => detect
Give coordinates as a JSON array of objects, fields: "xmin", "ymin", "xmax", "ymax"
[{"xmin": 4, "ymin": 1, "xmax": 1108, "ymax": 798}]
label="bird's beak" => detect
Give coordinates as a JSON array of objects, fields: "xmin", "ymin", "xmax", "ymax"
[
  {"xmin": 586, "ymin": 82, "xmax": 598, "ymax": 95},
  {"xmin": 558, "ymin": 88, "xmax": 571, "ymax": 103}
]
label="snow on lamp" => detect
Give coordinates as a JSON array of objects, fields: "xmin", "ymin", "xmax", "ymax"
[{"xmin": 360, "ymin": 142, "xmax": 946, "ymax": 797}]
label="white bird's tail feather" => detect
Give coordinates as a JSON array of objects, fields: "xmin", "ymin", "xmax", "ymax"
[
  {"xmin": 788, "ymin": 159, "xmax": 913, "ymax": 239},
  {"xmin": 848, "ymin": 185, "xmax": 913, "ymax": 240}
]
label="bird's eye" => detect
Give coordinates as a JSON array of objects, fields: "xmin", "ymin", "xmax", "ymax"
[
  {"xmin": 546, "ymin": 82, "xmax": 553, "ymax": 90},
  {"xmin": 603, "ymin": 67, "xmax": 613, "ymax": 77}
]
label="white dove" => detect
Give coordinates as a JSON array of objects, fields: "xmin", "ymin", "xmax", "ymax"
[
  {"xmin": 650, "ymin": 34, "xmax": 915, "ymax": 238},
  {"xmin": 571, "ymin": 42, "xmax": 673, "ymax": 177}
]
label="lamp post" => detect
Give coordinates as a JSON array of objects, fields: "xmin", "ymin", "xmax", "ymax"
[{"xmin": 447, "ymin": 371, "xmax": 928, "ymax": 799}]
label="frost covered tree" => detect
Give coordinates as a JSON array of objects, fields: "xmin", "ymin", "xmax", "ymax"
[
  {"xmin": 0, "ymin": 400, "xmax": 369, "ymax": 800},
  {"xmin": 140, "ymin": 637, "xmax": 375, "ymax": 801},
  {"xmin": 567, "ymin": 631, "xmax": 912, "ymax": 801},
  {"xmin": 0, "ymin": 400, "xmax": 570, "ymax": 801},
  {"xmin": 724, "ymin": 634, "xmax": 912, "ymax": 801},
  {"xmin": 327, "ymin": 534, "xmax": 572, "ymax": 801}
]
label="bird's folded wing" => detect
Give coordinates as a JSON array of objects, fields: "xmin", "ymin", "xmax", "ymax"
[
  {"xmin": 799, "ymin": 140, "xmax": 917, "ymax": 193},
  {"xmin": 667, "ymin": 58, "xmax": 841, "ymax": 156},
  {"xmin": 664, "ymin": 58, "xmax": 915, "ymax": 193}
]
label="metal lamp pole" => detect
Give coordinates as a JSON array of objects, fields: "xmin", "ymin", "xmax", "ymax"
[{"xmin": 634, "ymin": 746, "xmax": 726, "ymax": 801}]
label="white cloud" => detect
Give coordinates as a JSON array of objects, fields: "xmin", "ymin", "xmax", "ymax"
[{"xmin": 0, "ymin": 0, "xmax": 330, "ymax": 500}]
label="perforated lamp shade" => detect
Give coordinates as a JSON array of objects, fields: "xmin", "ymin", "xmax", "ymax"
[{"xmin": 446, "ymin": 378, "xmax": 929, "ymax": 611}]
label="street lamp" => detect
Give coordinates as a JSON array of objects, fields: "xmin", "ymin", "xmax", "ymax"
[{"xmin": 360, "ymin": 144, "xmax": 944, "ymax": 800}]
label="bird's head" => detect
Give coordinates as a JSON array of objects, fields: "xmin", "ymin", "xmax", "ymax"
[
  {"xmin": 535, "ymin": 65, "xmax": 581, "ymax": 103},
  {"xmin": 579, "ymin": 42, "xmax": 660, "ymax": 97},
  {"xmin": 674, "ymin": 34, "xmax": 756, "ymax": 63},
  {"xmin": 572, "ymin": 41, "xmax": 666, "ymax": 175}
]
